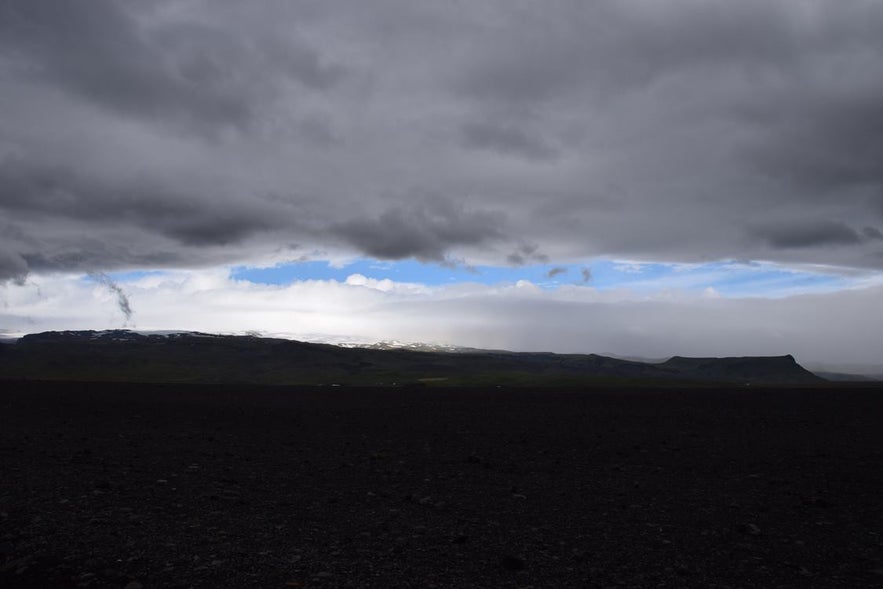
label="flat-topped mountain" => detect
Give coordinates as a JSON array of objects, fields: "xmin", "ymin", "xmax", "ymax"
[
  {"xmin": 659, "ymin": 355, "xmax": 815, "ymax": 384},
  {"xmin": 0, "ymin": 330, "xmax": 823, "ymax": 386}
]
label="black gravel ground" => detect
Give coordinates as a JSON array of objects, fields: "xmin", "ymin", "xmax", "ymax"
[{"xmin": 1, "ymin": 381, "xmax": 882, "ymax": 588}]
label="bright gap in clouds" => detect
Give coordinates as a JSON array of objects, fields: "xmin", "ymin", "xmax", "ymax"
[
  {"xmin": 4, "ymin": 258, "xmax": 883, "ymax": 369},
  {"xmin": 225, "ymin": 259, "xmax": 852, "ymax": 298}
]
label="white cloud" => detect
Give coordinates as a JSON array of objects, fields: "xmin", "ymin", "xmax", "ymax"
[{"xmin": 613, "ymin": 262, "xmax": 645, "ymax": 274}]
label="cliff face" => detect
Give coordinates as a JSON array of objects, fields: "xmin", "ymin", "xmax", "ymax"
[{"xmin": 2, "ymin": 330, "xmax": 824, "ymax": 385}]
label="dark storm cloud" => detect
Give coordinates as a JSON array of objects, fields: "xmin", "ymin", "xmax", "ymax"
[
  {"xmin": 506, "ymin": 244, "xmax": 549, "ymax": 266},
  {"xmin": 332, "ymin": 199, "xmax": 505, "ymax": 262},
  {"xmin": 453, "ymin": 1, "xmax": 800, "ymax": 106},
  {"xmin": 740, "ymin": 85, "xmax": 883, "ymax": 193},
  {"xmin": 2, "ymin": 0, "xmax": 883, "ymax": 278},
  {"xmin": 753, "ymin": 221, "xmax": 862, "ymax": 249},
  {"xmin": 0, "ymin": 157, "xmax": 285, "ymax": 279},
  {"xmin": 546, "ymin": 267, "xmax": 567, "ymax": 279},
  {"xmin": 0, "ymin": 158, "xmax": 279, "ymax": 243},
  {"xmin": 0, "ymin": 251, "xmax": 29, "ymax": 285},
  {"xmin": 444, "ymin": 1, "xmax": 883, "ymax": 265},
  {"xmin": 863, "ymin": 227, "xmax": 883, "ymax": 241},
  {"xmin": 22, "ymin": 249, "xmax": 180, "ymax": 277},
  {"xmin": 0, "ymin": 0, "xmax": 342, "ymax": 136}
]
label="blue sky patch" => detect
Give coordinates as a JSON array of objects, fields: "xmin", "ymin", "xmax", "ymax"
[
  {"xmin": 227, "ymin": 258, "xmax": 854, "ymax": 298},
  {"xmin": 230, "ymin": 259, "xmax": 589, "ymax": 287}
]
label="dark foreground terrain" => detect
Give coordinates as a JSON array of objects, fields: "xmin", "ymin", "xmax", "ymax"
[{"xmin": 2, "ymin": 382, "xmax": 882, "ymax": 588}]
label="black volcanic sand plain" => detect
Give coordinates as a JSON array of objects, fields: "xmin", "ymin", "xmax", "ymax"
[{"xmin": 2, "ymin": 382, "xmax": 882, "ymax": 588}]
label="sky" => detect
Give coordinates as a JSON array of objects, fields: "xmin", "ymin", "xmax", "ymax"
[{"xmin": 2, "ymin": 0, "xmax": 883, "ymax": 368}]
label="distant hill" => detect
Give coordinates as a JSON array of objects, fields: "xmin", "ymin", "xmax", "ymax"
[
  {"xmin": 810, "ymin": 371, "xmax": 879, "ymax": 382},
  {"xmin": 805, "ymin": 361, "xmax": 883, "ymax": 381},
  {"xmin": 0, "ymin": 330, "xmax": 824, "ymax": 386}
]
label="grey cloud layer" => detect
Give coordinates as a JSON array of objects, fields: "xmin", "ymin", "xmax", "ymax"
[
  {"xmin": 332, "ymin": 198, "xmax": 505, "ymax": 261},
  {"xmin": 0, "ymin": 0, "xmax": 342, "ymax": 136},
  {"xmin": 2, "ymin": 0, "xmax": 883, "ymax": 279}
]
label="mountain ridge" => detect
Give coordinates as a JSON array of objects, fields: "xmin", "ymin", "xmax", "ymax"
[{"xmin": 0, "ymin": 330, "xmax": 824, "ymax": 386}]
